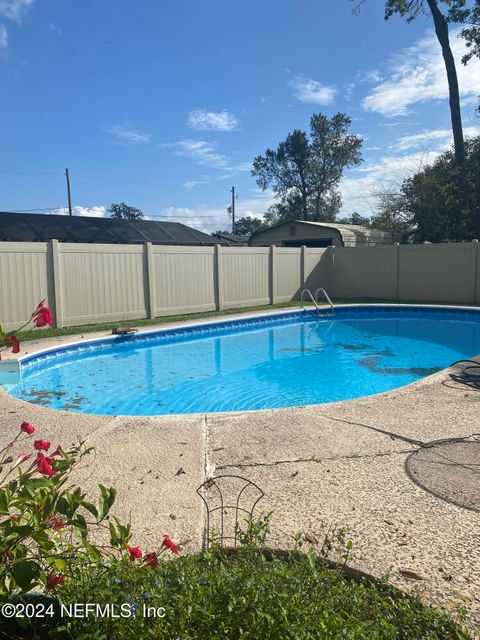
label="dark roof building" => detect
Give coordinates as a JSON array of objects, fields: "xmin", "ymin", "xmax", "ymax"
[
  {"xmin": 0, "ymin": 212, "xmax": 226, "ymax": 246},
  {"xmin": 211, "ymin": 231, "xmax": 250, "ymax": 246}
]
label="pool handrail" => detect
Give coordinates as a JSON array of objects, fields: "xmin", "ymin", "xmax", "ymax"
[
  {"xmin": 314, "ymin": 288, "xmax": 335, "ymax": 311},
  {"xmin": 300, "ymin": 288, "xmax": 320, "ymax": 311}
]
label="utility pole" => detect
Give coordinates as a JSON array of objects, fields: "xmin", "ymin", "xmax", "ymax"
[
  {"xmin": 65, "ymin": 168, "xmax": 73, "ymax": 216},
  {"xmin": 229, "ymin": 186, "xmax": 236, "ymax": 235}
]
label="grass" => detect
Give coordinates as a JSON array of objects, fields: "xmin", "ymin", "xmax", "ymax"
[
  {"xmin": 16, "ymin": 297, "xmax": 475, "ymax": 344},
  {"xmin": 53, "ymin": 545, "xmax": 470, "ymax": 640}
]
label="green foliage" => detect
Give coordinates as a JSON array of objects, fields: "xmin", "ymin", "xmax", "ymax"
[
  {"xmin": 234, "ymin": 216, "xmax": 268, "ymax": 236},
  {"xmin": 252, "ymin": 113, "xmax": 362, "ymax": 223},
  {"xmin": 376, "ymin": 136, "xmax": 480, "ymax": 241},
  {"xmin": 108, "ymin": 202, "xmax": 144, "ymax": 220},
  {"xmin": 56, "ymin": 545, "xmax": 470, "ymax": 639},
  {"xmin": 337, "ymin": 212, "xmax": 373, "ymax": 227},
  {"xmin": 0, "ymin": 431, "xmax": 130, "ymax": 601}
]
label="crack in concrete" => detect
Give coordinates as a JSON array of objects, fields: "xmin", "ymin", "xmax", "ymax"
[
  {"xmin": 216, "ymin": 448, "xmax": 417, "ymax": 471},
  {"xmin": 316, "ymin": 414, "xmax": 426, "ymax": 447}
]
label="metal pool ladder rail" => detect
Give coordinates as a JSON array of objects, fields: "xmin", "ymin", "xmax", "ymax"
[
  {"xmin": 314, "ymin": 288, "xmax": 335, "ymax": 311},
  {"xmin": 300, "ymin": 288, "xmax": 335, "ymax": 313}
]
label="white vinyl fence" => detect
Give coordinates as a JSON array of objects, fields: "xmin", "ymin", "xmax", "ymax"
[
  {"xmin": 1, "ymin": 240, "xmax": 480, "ymax": 332},
  {"xmin": 0, "ymin": 242, "xmax": 331, "ymax": 331}
]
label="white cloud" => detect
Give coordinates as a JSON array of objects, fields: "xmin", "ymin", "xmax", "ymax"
[
  {"xmin": 0, "ymin": 0, "xmax": 33, "ymax": 22},
  {"xmin": 288, "ymin": 74, "xmax": 336, "ymax": 105},
  {"xmin": 340, "ymin": 151, "xmax": 441, "ymax": 216},
  {"xmin": 48, "ymin": 22, "xmax": 62, "ymax": 35},
  {"xmin": 154, "ymin": 192, "xmax": 275, "ymax": 233},
  {"xmin": 393, "ymin": 126, "xmax": 480, "ymax": 152},
  {"xmin": 0, "ymin": 24, "xmax": 7, "ymax": 48},
  {"xmin": 363, "ymin": 28, "xmax": 480, "ymax": 116},
  {"xmin": 187, "ymin": 109, "xmax": 239, "ymax": 132},
  {"xmin": 183, "ymin": 179, "xmax": 209, "ymax": 189},
  {"xmin": 168, "ymin": 139, "xmax": 229, "ymax": 168},
  {"xmin": 107, "ymin": 125, "xmax": 152, "ymax": 145},
  {"xmin": 51, "ymin": 206, "xmax": 106, "ymax": 218}
]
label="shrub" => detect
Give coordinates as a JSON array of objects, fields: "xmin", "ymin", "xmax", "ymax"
[{"xmin": 56, "ymin": 544, "xmax": 470, "ymax": 640}]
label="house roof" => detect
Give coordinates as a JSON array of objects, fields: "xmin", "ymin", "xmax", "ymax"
[
  {"xmin": 0, "ymin": 212, "xmax": 226, "ymax": 246},
  {"xmin": 250, "ymin": 220, "xmax": 397, "ymax": 245},
  {"xmin": 212, "ymin": 232, "xmax": 250, "ymax": 245}
]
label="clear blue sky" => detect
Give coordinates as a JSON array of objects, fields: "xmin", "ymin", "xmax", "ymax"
[{"xmin": 0, "ymin": 0, "xmax": 479, "ymax": 232}]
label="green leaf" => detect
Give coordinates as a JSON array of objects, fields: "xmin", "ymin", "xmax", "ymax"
[
  {"xmin": 97, "ymin": 485, "xmax": 116, "ymax": 522},
  {"xmin": 56, "ymin": 496, "xmax": 70, "ymax": 515},
  {"xmin": 52, "ymin": 557, "xmax": 67, "ymax": 572},
  {"xmin": 11, "ymin": 560, "xmax": 41, "ymax": 590},
  {"xmin": 0, "ymin": 491, "xmax": 9, "ymax": 515},
  {"xmin": 82, "ymin": 501, "xmax": 98, "ymax": 519}
]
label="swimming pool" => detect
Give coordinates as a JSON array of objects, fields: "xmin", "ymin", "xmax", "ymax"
[{"xmin": 4, "ymin": 305, "xmax": 480, "ymax": 416}]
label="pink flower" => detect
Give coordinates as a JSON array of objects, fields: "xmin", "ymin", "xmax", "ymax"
[
  {"xmin": 128, "ymin": 546, "xmax": 142, "ymax": 561},
  {"xmin": 36, "ymin": 453, "xmax": 54, "ymax": 478},
  {"xmin": 17, "ymin": 453, "xmax": 32, "ymax": 463},
  {"xmin": 46, "ymin": 573, "xmax": 64, "ymax": 590},
  {"xmin": 34, "ymin": 440, "xmax": 51, "ymax": 452},
  {"xmin": 51, "ymin": 445, "xmax": 63, "ymax": 457},
  {"xmin": 144, "ymin": 551, "xmax": 158, "ymax": 569},
  {"xmin": 20, "ymin": 422, "xmax": 35, "ymax": 435},
  {"xmin": 32, "ymin": 300, "xmax": 53, "ymax": 328},
  {"xmin": 161, "ymin": 534, "xmax": 179, "ymax": 555}
]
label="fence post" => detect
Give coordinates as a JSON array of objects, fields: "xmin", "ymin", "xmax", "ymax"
[
  {"xmin": 300, "ymin": 245, "xmax": 306, "ymax": 289},
  {"xmin": 50, "ymin": 239, "xmax": 63, "ymax": 329},
  {"xmin": 145, "ymin": 242, "xmax": 156, "ymax": 319},
  {"xmin": 214, "ymin": 244, "xmax": 223, "ymax": 311},
  {"xmin": 269, "ymin": 245, "xmax": 276, "ymax": 305},
  {"xmin": 473, "ymin": 239, "xmax": 479, "ymax": 304},
  {"xmin": 327, "ymin": 245, "xmax": 335, "ymax": 296},
  {"xmin": 394, "ymin": 243, "xmax": 400, "ymax": 301}
]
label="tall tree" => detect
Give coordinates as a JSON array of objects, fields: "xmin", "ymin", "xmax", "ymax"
[
  {"xmin": 371, "ymin": 136, "xmax": 480, "ymax": 241},
  {"xmin": 252, "ymin": 113, "xmax": 362, "ymax": 222},
  {"xmin": 355, "ymin": 1, "xmax": 480, "ymax": 169},
  {"xmin": 234, "ymin": 216, "xmax": 268, "ymax": 236},
  {"xmin": 386, "ymin": 1, "xmax": 466, "ymax": 169},
  {"xmin": 108, "ymin": 202, "xmax": 144, "ymax": 220}
]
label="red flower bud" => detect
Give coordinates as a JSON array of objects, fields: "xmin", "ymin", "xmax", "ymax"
[
  {"xmin": 32, "ymin": 301, "xmax": 53, "ymax": 328},
  {"xmin": 162, "ymin": 534, "xmax": 179, "ymax": 555},
  {"xmin": 34, "ymin": 439, "xmax": 51, "ymax": 451},
  {"xmin": 20, "ymin": 422, "xmax": 35, "ymax": 435},
  {"xmin": 144, "ymin": 551, "xmax": 159, "ymax": 569},
  {"xmin": 46, "ymin": 573, "xmax": 64, "ymax": 590},
  {"xmin": 36, "ymin": 453, "xmax": 54, "ymax": 478},
  {"xmin": 46, "ymin": 516, "xmax": 65, "ymax": 531},
  {"xmin": 5, "ymin": 334, "xmax": 20, "ymax": 354},
  {"xmin": 128, "ymin": 546, "xmax": 142, "ymax": 561}
]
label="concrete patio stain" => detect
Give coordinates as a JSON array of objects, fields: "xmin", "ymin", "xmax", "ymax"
[{"xmin": 0, "ymin": 316, "xmax": 479, "ymax": 635}]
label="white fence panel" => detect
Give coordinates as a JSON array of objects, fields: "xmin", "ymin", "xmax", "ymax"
[
  {"xmin": 0, "ymin": 242, "xmax": 52, "ymax": 332},
  {"xmin": 398, "ymin": 243, "xmax": 476, "ymax": 303},
  {"xmin": 304, "ymin": 248, "xmax": 331, "ymax": 293},
  {"xmin": 333, "ymin": 245, "xmax": 397, "ymax": 300},
  {"xmin": 152, "ymin": 245, "xmax": 216, "ymax": 316},
  {"xmin": 60, "ymin": 244, "xmax": 147, "ymax": 326},
  {"xmin": 274, "ymin": 248, "xmax": 302, "ymax": 302},
  {"xmin": 222, "ymin": 247, "xmax": 270, "ymax": 308}
]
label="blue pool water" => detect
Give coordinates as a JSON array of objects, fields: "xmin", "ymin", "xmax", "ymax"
[{"xmin": 4, "ymin": 306, "xmax": 480, "ymax": 416}]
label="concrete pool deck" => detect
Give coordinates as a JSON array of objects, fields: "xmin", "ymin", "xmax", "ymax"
[{"xmin": 1, "ymin": 308, "xmax": 479, "ymax": 634}]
